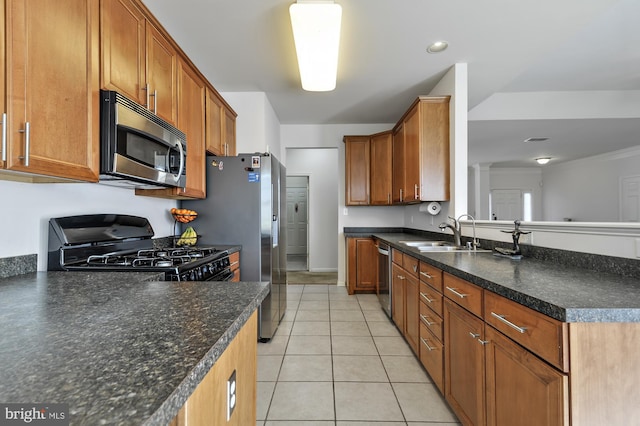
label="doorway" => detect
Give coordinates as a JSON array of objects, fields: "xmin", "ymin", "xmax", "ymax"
[{"xmin": 286, "ymin": 175, "xmax": 309, "ymax": 271}]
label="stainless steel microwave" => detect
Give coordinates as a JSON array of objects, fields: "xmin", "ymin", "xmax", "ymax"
[{"xmin": 99, "ymin": 90, "xmax": 186, "ymax": 189}]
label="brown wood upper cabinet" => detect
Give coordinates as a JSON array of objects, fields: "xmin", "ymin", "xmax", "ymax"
[
  {"xmin": 393, "ymin": 96, "xmax": 450, "ymax": 203},
  {"xmin": 0, "ymin": 0, "xmax": 100, "ymax": 183},
  {"xmin": 343, "ymin": 96, "xmax": 449, "ymax": 206},
  {"xmin": 370, "ymin": 131, "xmax": 393, "ymax": 205},
  {"xmin": 205, "ymin": 86, "xmax": 237, "ymax": 156},
  {"xmin": 101, "ymin": 0, "xmax": 178, "ymax": 125},
  {"xmin": 344, "ymin": 135, "xmax": 370, "ymax": 205},
  {"xmin": 136, "ymin": 58, "xmax": 207, "ymax": 199}
]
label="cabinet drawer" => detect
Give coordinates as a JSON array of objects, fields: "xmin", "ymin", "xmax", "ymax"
[
  {"xmin": 419, "ymin": 261, "xmax": 443, "ymax": 293},
  {"xmin": 419, "ymin": 322, "xmax": 444, "ymax": 394},
  {"xmin": 443, "ymin": 273, "xmax": 483, "ymax": 318},
  {"xmin": 392, "ymin": 248, "xmax": 403, "ymax": 265},
  {"xmin": 403, "ymin": 255, "xmax": 419, "ymax": 278},
  {"xmin": 485, "ymin": 291, "xmax": 568, "ymax": 371},
  {"xmin": 419, "ymin": 301, "xmax": 443, "ymax": 342},
  {"xmin": 419, "ymin": 281, "xmax": 443, "ymax": 318}
]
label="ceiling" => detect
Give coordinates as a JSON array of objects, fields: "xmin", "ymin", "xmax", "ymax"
[{"xmin": 143, "ymin": 0, "xmax": 639, "ymax": 167}]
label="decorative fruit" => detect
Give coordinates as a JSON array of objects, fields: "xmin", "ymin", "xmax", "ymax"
[{"xmin": 176, "ymin": 226, "xmax": 198, "ymax": 246}]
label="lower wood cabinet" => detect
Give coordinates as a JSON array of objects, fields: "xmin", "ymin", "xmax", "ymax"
[
  {"xmin": 229, "ymin": 251, "xmax": 240, "ymax": 282},
  {"xmin": 346, "ymin": 237, "xmax": 378, "ymax": 294},
  {"xmin": 391, "ymin": 249, "xmax": 420, "ymax": 355},
  {"xmin": 170, "ymin": 311, "xmax": 258, "ymax": 425},
  {"xmin": 444, "ymin": 299, "xmax": 486, "ymax": 426},
  {"xmin": 391, "ymin": 262, "xmax": 405, "ymax": 332},
  {"xmin": 485, "ymin": 325, "xmax": 568, "ymax": 426}
]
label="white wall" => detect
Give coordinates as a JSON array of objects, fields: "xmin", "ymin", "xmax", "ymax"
[
  {"xmin": 285, "ymin": 148, "xmax": 340, "ymax": 273},
  {"xmin": 281, "ymin": 124, "xmax": 402, "ymax": 284},
  {"xmin": 542, "ymin": 146, "xmax": 640, "ymax": 222},
  {"xmin": 221, "ymin": 92, "xmax": 282, "ymax": 160},
  {"xmin": 0, "ymin": 180, "xmax": 176, "ymax": 270}
]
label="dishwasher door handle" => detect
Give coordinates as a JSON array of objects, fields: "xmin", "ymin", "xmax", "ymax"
[{"xmin": 378, "ymin": 247, "xmax": 389, "ymax": 256}]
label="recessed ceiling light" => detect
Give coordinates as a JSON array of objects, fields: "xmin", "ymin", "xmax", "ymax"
[
  {"xmin": 536, "ymin": 157, "xmax": 551, "ymax": 165},
  {"xmin": 427, "ymin": 41, "xmax": 448, "ymax": 53}
]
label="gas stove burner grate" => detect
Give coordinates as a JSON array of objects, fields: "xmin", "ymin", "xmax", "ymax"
[{"xmin": 87, "ymin": 254, "xmax": 134, "ymax": 267}]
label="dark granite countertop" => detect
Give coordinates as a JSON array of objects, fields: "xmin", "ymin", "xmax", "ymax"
[
  {"xmin": 370, "ymin": 232, "xmax": 640, "ymax": 323},
  {"xmin": 0, "ymin": 271, "xmax": 269, "ymax": 425}
]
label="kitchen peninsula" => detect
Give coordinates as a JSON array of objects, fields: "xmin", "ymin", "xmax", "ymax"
[
  {"xmin": 347, "ymin": 227, "xmax": 640, "ymax": 425},
  {"xmin": 0, "ymin": 271, "xmax": 268, "ymax": 425}
]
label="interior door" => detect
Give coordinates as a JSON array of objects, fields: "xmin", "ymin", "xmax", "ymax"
[
  {"xmin": 620, "ymin": 175, "xmax": 640, "ymax": 222},
  {"xmin": 286, "ymin": 177, "xmax": 308, "ymax": 257},
  {"xmin": 491, "ymin": 189, "xmax": 523, "ymax": 221}
]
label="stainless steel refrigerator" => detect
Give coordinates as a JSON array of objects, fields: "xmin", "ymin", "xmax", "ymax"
[{"xmin": 182, "ymin": 153, "xmax": 287, "ymax": 341}]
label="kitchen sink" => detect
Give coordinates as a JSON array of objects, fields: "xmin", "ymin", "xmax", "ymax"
[
  {"xmin": 399, "ymin": 240, "xmax": 451, "ymax": 247},
  {"xmin": 418, "ymin": 245, "xmax": 493, "ymax": 253}
]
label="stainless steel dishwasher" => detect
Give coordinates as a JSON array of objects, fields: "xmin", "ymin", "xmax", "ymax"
[{"xmin": 377, "ymin": 241, "xmax": 392, "ymax": 317}]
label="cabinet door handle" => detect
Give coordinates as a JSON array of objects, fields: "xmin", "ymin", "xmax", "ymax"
[
  {"xmin": 420, "ymin": 292, "xmax": 434, "ymax": 303},
  {"xmin": 229, "ymin": 261, "xmax": 239, "ymax": 267},
  {"xmin": 478, "ymin": 340, "xmax": 490, "ymax": 345},
  {"xmin": 399, "ymin": 188, "xmax": 403, "ymax": 202},
  {"xmin": 1, "ymin": 113, "xmax": 6, "ymax": 161},
  {"xmin": 445, "ymin": 286, "xmax": 468, "ymax": 299},
  {"xmin": 420, "ymin": 337, "xmax": 437, "ymax": 351},
  {"xmin": 149, "ymin": 89, "xmax": 158, "ymax": 114},
  {"xmin": 396, "ymin": 275, "xmax": 405, "ymax": 280},
  {"xmin": 18, "ymin": 122, "xmax": 30, "ymax": 166},
  {"xmin": 142, "ymin": 83, "xmax": 150, "ymax": 108},
  {"xmin": 419, "ymin": 271, "xmax": 433, "ymax": 279},
  {"xmin": 413, "ymin": 264, "xmax": 418, "ymax": 272},
  {"xmin": 490, "ymin": 312, "xmax": 528, "ymax": 334},
  {"xmin": 414, "ymin": 183, "xmax": 419, "ymax": 199},
  {"xmin": 420, "ymin": 314, "xmax": 435, "ymax": 326},
  {"xmin": 469, "ymin": 332, "xmax": 480, "ymax": 338},
  {"xmin": 387, "ymin": 193, "xmax": 391, "ymax": 204}
]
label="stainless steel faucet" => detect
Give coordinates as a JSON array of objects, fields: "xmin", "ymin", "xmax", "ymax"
[
  {"xmin": 457, "ymin": 213, "xmax": 479, "ymax": 250},
  {"xmin": 439, "ymin": 216, "xmax": 461, "ymax": 246}
]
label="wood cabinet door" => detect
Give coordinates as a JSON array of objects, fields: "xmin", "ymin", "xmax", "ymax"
[
  {"xmin": 419, "ymin": 98, "xmax": 450, "ymax": 201},
  {"xmin": 403, "ymin": 104, "xmax": 421, "ymax": 203},
  {"xmin": 100, "ymin": 0, "xmax": 146, "ymax": 105},
  {"xmin": 444, "ymin": 299, "xmax": 486, "ymax": 426},
  {"xmin": 176, "ymin": 59, "xmax": 206, "ymax": 198},
  {"xmin": 404, "ymin": 272, "xmax": 420, "ymax": 354},
  {"xmin": 370, "ymin": 131, "xmax": 392, "ymax": 205},
  {"xmin": 146, "ymin": 21, "xmax": 177, "ymax": 125},
  {"xmin": 344, "ymin": 136, "xmax": 370, "ymax": 205},
  {"xmin": 205, "ymin": 87, "xmax": 225, "ymax": 155},
  {"xmin": 391, "ymin": 124, "xmax": 404, "ymax": 203},
  {"xmin": 391, "ymin": 262, "xmax": 405, "ymax": 332},
  {"xmin": 5, "ymin": 0, "xmax": 100, "ymax": 181},
  {"xmin": 224, "ymin": 107, "xmax": 236, "ymax": 156},
  {"xmin": 355, "ymin": 238, "xmax": 378, "ymax": 292},
  {"xmin": 485, "ymin": 325, "xmax": 568, "ymax": 426},
  {"xmin": 346, "ymin": 237, "xmax": 377, "ymax": 294}
]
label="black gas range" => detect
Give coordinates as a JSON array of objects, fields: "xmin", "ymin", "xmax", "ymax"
[{"xmin": 47, "ymin": 214, "xmax": 233, "ymax": 282}]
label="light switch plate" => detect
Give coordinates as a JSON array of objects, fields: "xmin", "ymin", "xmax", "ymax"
[{"xmin": 227, "ymin": 370, "xmax": 237, "ymax": 421}]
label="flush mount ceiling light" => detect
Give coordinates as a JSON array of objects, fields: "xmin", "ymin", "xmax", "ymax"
[
  {"xmin": 536, "ymin": 157, "xmax": 552, "ymax": 165},
  {"xmin": 427, "ymin": 41, "xmax": 448, "ymax": 53},
  {"xmin": 289, "ymin": 0, "xmax": 342, "ymax": 92}
]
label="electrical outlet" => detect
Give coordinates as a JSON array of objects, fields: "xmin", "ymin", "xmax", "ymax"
[
  {"xmin": 343, "ymin": 208, "xmax": 348, "ymax": 215},
  {"xmin": 636, "ymin": 239, "xmax": 640, "ymax": 258},
  {"xmin": 227, "ymin": 370, "xmax": 237, "ymax": 421},
  {"xmin": 520, "ymin": 232, "xmax": 532, "ymax": 245}
]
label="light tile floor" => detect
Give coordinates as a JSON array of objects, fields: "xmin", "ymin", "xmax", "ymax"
[{"xmin": 257, "ymin": 284, "xmax": 461, "ymax": 426}]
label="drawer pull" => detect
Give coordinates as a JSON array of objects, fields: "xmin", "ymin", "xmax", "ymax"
[
  {"xmin": 445, "ymin": 286, "xmax": 468, "ymax": 299},
  {"xmin": 420, "ymin": 314, "xmax": 435, "ymax": 326},
  {"xmin": 419, "ymin": 271, "xmax": 433, "ymax": 279},
  {"xmin": 491, "ymin": 312, "xmax": 528, "ymax": 334},
  {"xmin": 478, "ymin": 340, "xmax": 490, "ymax": 345},
  {"xmin": 420, "ymin": 292, "xmax": 434, "ymax": 303},
  {"xmin": 420, "ymin": 337, "xmax": 436, "ymax": 351},
  {"xmin": 230, "ymin": 261, "xmax": 239, "ymax": 267},
  {"xmin": 396, "ymin": 274, "xmax": 405, "ymax": 280},
  {"xmin": 469, "ymin": 332, "xmax": 480, "ymax": 338}
]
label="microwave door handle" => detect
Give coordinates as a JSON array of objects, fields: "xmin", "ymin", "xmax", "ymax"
[{"xmin": 175, "ymin": 141, "xmax": 185, "ymax": 183}]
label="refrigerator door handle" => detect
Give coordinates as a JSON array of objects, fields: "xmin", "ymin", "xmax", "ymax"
[{"xmin": 273, "ymin": 215, "xmax": 277, "ymax": 221}]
